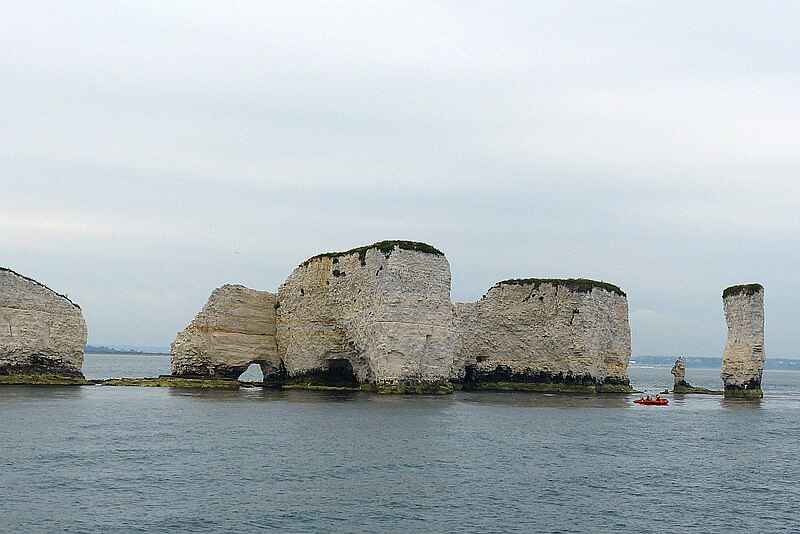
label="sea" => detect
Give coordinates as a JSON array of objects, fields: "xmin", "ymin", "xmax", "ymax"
[{"xmin": 2, "ymin": 355, "xmax": 798, "ymax": 533}]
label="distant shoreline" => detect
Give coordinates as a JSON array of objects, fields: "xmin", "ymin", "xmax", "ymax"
[
  {"xmin": 84, "ymin": 352, "xmax": 169, "ymax": 357},
  {"xmin": 631, "ymin": 355, "xmax": 799, "ymax": 371},
  {"xmin": 84, "ymin": 345, "xmax": 168, "ymax": 356}
]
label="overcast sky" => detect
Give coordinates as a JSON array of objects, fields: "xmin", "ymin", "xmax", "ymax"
[{"xmin": 2, "ymin": 1, "xmax": 798, "ymax": 355}]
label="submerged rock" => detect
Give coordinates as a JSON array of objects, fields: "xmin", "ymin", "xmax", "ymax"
[
  {"xmin": 0, "ymin": 267, "xmax": 87, "ymax": 378},
  {"xmin": 276, "ymin": 241, "xmax": 454, "ymax": 393},
  {"xmin": 721, "ymin": 284, "xmax": 765, "ymax": 398},
  {"xmin": 170, "ymin": 284, "xmax": 280, "ymax": 379},
  {"xmin": 453, "ymin": 279, "xmax": 632, "ymax": 392}
]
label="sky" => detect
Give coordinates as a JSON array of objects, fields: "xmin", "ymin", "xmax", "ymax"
[{"xmin": 1, "ymin": 1, "xmax": 798, "ymax": 355}]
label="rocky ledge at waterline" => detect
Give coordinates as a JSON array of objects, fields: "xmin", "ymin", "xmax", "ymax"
[
  {"xmin": 0, "ymin": 267, "xmax": 88, "ymax": 381},
  {"xmin": 669, "ymin": 357, "xmax": 723, "ymax": 395},
  {"xmin": 721, "ymin": 284, "xmax": 765, "ymax": 398},
  {"xmin": 170, "ymin": 240, "xmax": 635, "ymax": 394}
]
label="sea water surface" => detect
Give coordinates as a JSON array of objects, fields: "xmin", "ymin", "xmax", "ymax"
[{"xmin": 2, "ymin": 355, "xmax": 799, "ymax": 533}]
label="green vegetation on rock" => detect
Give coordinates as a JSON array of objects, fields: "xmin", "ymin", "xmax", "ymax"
[
  {"xmin": 281, "ymin": 383, "xmax": 362, "ymax": 392},
  {"xmin": 301, "ymin": 240, "xmax": 444, "ymax": 267},
  {"xmin": 0, "ymin": 373, "xmax": 90, "ymax": 385},
  {"xmin": 673, "ymin": 384, "xmax": 723, "ymax": 395},
  {"xmin": 496, "ymin": 278, "xmax": 626, "ymax": 297},
  {"xmin": 98, "ymin": 376, "xmax": 240, "ymax": 388},
  {"xmin": 722, "ymin": 283, "xmax": 763, "ymax": 299},
  {"xmin": 279, "ymin": 377, "xmax": 452, "ymax": 394},
  {"xmin": 723, "ymin": 387, "xmax": 763, "ymax": 399},
  {"xmin": 373, "ymin": 382, "xmax": 454, "ymax": 395}
]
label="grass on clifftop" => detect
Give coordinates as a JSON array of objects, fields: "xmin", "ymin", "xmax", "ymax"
[
  {"xmin": 496, "ymin": 278, "xmax": 626, "ymax": 297},
  {"xmin": 723, "ymin": 283, "xmax": 763, "ymax": 298},
  {"xmin": 301, "ymin": 240, "xmax": 444, "ymax": 266}
]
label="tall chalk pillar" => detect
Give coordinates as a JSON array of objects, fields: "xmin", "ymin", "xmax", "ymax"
[{"xmin": 720, "ymin": 284, "xmax": 765, "ymax": 398}]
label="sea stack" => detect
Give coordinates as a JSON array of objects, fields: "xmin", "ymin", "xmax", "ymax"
[
  {"xmin": 453, "ymin": 278, "xmax": 632, "ymax": 392},
  {"xmin": 171, "ymin": 284, "xmax": 280, "ymax": 380},
  {"xmin": 0, "ymin": 267, "xmax": 87, "ymax": 379},
  {"xmin": 720, "ymin": 284, "xmax": 765, "ymax": 398},
  {"xmin": 671, "ymin": 357, "xmax": 689, "ymax": 390},
  {"xmin": 170, "ymin": 241, "xmax": 639, "ymax": 395},
  {"xmin": 276, "ymin": 241, "xmax": 454, "ymax": 393}
]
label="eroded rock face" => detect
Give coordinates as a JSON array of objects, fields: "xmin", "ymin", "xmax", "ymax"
[
  {"xmin": 721, "ymin": 284, "xmax": 765, "ymax": 398},
  {"xmin": 0, "ymin": 267, "xmax": 87, "ymax": 377},
  {"xmin": 453, "ymin": 279, "xmax": 631, "ymax": 391},
  {"xmin": 170, "ymin": 284, "xmax": 279, "ymax": 379},
  {"xmin": 276, "ymin": 241, "xmax": 454, "ymax": 391},
  {"xmin": 671, "ymin": 357, "xmax": 687, "ymax": 388}
]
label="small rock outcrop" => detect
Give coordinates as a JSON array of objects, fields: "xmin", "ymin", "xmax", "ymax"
[
  {"xmin": 720, "ymin": 284, "xmax": 765, "ymax": 398},
  {"xmin": 453, "ymin": 279, "xmax": 632, "ymax": 392},
  {"xmin": 0, "ymin": 267, "xmax": 87, "ymax": 377},
  {"xmin": 669, "ymin": 356, "xmax": 722, "ymax": 394},
  {"xmin": 671, "ymin": 357, "xmax": 688, "ymax": 388},
  {"xmin": 170, "ymin": 284, "xmax": 280, "ymax": 379},
  {"xmin": 276, "ymin": 241, "xmax": 454, "ymax": 392}
]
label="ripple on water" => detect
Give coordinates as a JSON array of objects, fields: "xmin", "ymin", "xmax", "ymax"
[{"xmin": 1, "ymin": 363, "xmax": 800, "ymax": 532}]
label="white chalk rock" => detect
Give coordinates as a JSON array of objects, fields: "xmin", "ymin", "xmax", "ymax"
[
  {"xmin": 453, "ymin": 279, "xmax": 631, "ymax": 391},
  {"xmin": 276, "ymin": 241, "xmax": 454, "ymax": 391},
  {"xmin": 171, "ymin": 284, "xmax": 279, "ymax": 379},
  {"xmin": 0, "ymin": 267, "xmax": 87, "ymax": 377},
  {"xmin": 721, "ymin": 284, "xmax": 765, "ymax": 397}
]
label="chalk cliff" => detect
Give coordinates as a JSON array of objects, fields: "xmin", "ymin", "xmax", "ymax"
[
  {"xmin": 720, "ymin": 284, "xmax": 765, "ymax": 398},
  {"xmin": 453, "ymin": 279, "xmax": 632, "ymax": 392},
  {"xmin": 171, "ymin": 243, "xmax": 635, "ymax": 395},
  {"xmin": 0, "ymin": 267, "xmax": 87, "ymax": 377},
  {"xmin": 276, "ymin": 241, "xmax": 454, "ymax": 392},
  {"xmin": 170, "ymin": 284, "xmax": 280, "ymax": 379}
]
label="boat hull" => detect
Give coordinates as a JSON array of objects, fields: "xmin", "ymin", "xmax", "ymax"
[{"xmin": 633, "ymin": 399, "xmax": 669, "ymax": 406}]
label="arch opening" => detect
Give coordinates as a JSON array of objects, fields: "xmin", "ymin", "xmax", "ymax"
[{"xmin": 238, "ymin": 363, "xmax": 264, "ymax": 382}]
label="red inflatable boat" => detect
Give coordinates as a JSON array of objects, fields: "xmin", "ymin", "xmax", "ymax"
[{"xmin": 634, "ymin": 397, "xmax": 669, "ymax": 406}]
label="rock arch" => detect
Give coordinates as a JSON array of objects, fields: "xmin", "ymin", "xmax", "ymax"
[{"xmin": 170, "ymin": 284, "xmax": 280, "ymax": 379}]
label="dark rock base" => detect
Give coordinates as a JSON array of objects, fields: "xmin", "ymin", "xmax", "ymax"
[
  {"xmin": 460, "ymin": 365, "xmax": 635, "ymax": 394},
  {"xmin": 673, "ymin": 381, "xmax": 723, "ymax": 395},
  {"xmin": 1, "ymin": 356, "xmax": 85, "ymax": 379},
  {"xmin": 724, "ymin": 384, "xmax": 763, "ymax": 398}
]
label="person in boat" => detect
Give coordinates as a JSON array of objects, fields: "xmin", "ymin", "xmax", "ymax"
[
  {"xmin": 655, "ymin": 394, "xmax": 661, "ymax": 401},
  {"xmin": 646, "ymin": 395, "xmax": 652, "ymax": 401}
]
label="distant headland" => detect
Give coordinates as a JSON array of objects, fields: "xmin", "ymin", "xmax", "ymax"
[{"xmin": 84, "ymin": 345, "xmax": 168, "ymax": 355}]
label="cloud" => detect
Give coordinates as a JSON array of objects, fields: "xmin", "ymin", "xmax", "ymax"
[{"xmin": 1, "ymin": 1, "xmax": 797, "ymax": 355}]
